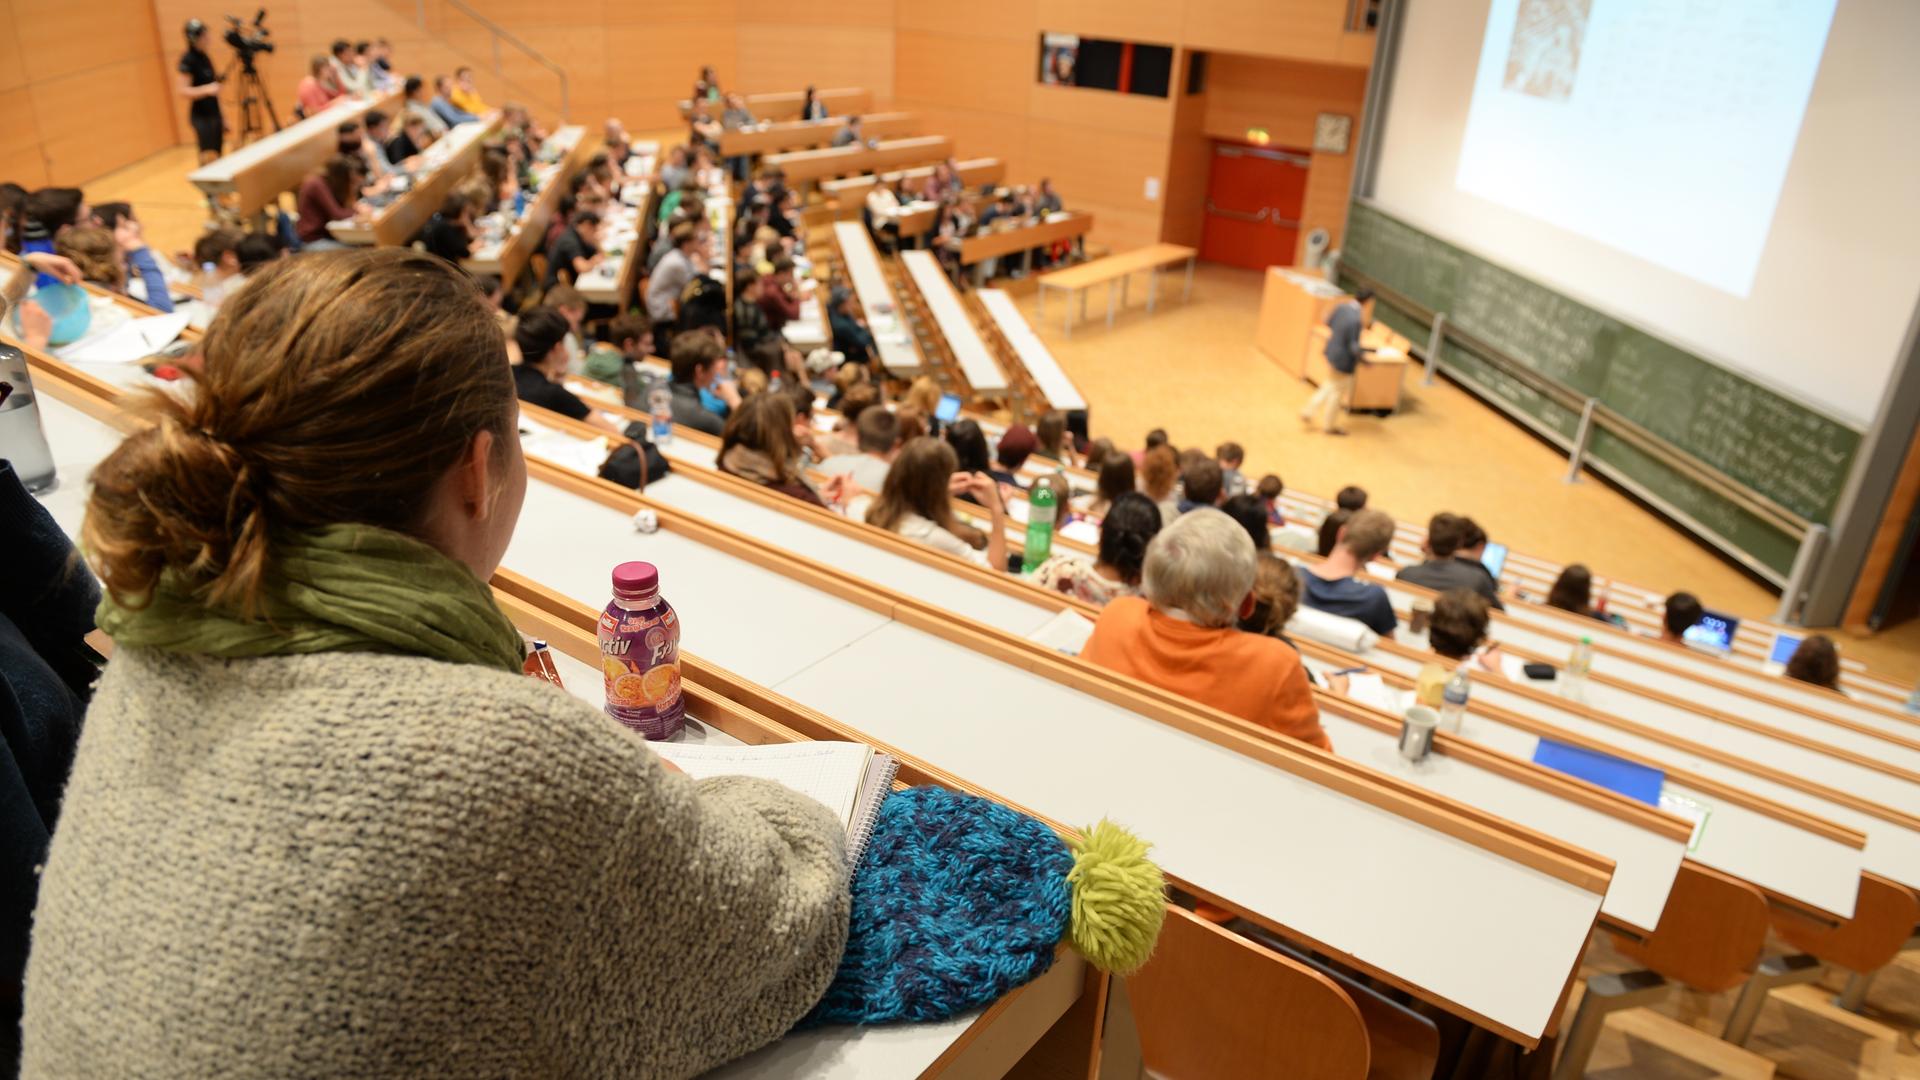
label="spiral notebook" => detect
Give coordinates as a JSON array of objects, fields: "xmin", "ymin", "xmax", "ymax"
[{"xmin": 649, "ymin": 740, "xmax": 898, "ymax": 874}]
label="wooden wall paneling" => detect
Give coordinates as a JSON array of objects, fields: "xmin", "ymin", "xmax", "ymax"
[
  {"xmin": 894, "ymin": 0, "xmax": 1036, "ymax": 38},
  {"xmin": 1842, "ymin": 422, "xmax": 1920, "ymax": 629},
  {"xmin": 733, "ymin": 25, "xmax": 895, "ymax": 101},
  {"xmin": 603, "ymin": 23, "xmax": 740, "ymax": 129},
  {"xmin": 30, "ymin": 56, "xmax": 175, "ymax": 185},
  {"xmin": 601, "ymin": 0, "xmax": 733, "ymax": 22},
  {"xmin": 0, "ymin": 0, "xmax": 31, "ymax": 92},
  {"xmin": 742, "ymin": 0, "xmax": 894, "ymax": 26},
  {"xmin": 894, "ymin": 30, "xmax": 1034, "ymax": 114},
  {"xmin": 11, "ymin": 0, "xmax": 162, "ymax": 84},
  {"xmin": 1181, "ymin": 0, "xmax": 1360, "ymax": 65},
  {"xmin": 1034, "ymin": 0, "xmax": 1181, "ymax": 45},
  {"xmin": 1160, "ymin": 52, "xmax": 1209, "ymax": 248},
  {"xmin": 889, "ymin": 104, "xmax": 1031, "ymax": 174},
  {"xmin": 0, "ymin": 87, "xmax": 51, "ymax": 190},
  {"xmin": 1025, "ymin": 116, "xmax": 1170, "ymax": 252}
]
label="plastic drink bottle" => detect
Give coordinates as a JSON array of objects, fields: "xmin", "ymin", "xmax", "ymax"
[
  {"xmin": 647, "ymin": 386, "xmax": 674, "ymax": 445},
  {"xmin": 1440, "ymin": 669, "xmax": 1470, "ymax": 733},
  {"xmin": 1564, "ymin": 635, "xmax": 1594, "ymax": 703},
  {"xmin": 598, "ymin": 561, "xmax": 684, "ymax": 739},
  {"xmin": 1022, "ymin": 483, "xmax": 1056, "ymax": 572}
]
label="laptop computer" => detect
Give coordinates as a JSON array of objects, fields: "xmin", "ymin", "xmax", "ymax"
[
  {"xmin": 1480, "ymin": 542, "xmax": 1508, "ymax": 582},
  {"xmin": 1764, "ymin": 630, "xmax": 1803, "ymax": 675},
  {"xmin": 1682, "ymin": 608, "xmax": 1741, "ymax": 653}
]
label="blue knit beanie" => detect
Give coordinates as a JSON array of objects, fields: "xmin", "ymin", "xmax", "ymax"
[{"xmin": 800, "ymin": 785, "xmax": 1164, "ymax": 1028}]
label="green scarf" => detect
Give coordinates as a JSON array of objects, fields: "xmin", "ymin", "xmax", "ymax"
[{"xmin": 97, "ymin": 523, "xmax": 525, "ymax": 675}]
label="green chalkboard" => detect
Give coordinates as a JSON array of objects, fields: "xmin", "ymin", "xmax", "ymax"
[{"xmin": 1341, "ymin": 202, "xmax": 1860, "ymax": 580}]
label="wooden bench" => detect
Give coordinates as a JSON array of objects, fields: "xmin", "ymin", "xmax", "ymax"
[
  {"xmin": 960, "ymin": 211, "xmax": 1094, "ymax": 269},
  {"xmin": 187, "ymin": 92, "xmax": 400, "ymax": 222},
  {"xmin": 763, "ymin": 135, "xmax": 952, "ymax": 185},
  {"xmin": 676, "ymin": 87, "xmax": 869, "ymax": 121},
  {"xmin": 821, "ymin": 157, "xmax": 1005, "ymax": 211},
  {"xmin": 1036, "ymin": 243, "xmax": 1197, "ymax": 336},
  {"xmin": 897, "ymin": 249, "xmax": 1009, "ymax": 396},
  {"xmin": 719, "ymin": 112, "xmax": 914, "ymax": 157}
]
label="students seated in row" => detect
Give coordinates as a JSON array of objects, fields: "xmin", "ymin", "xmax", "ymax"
[
  {"xmin": 800, "ymin": 84, "xmax": 827, "ymax": 121},
  {"xmin": 296, "ymin": 54, "xmax": 342, "ymax": 117},
  {"xmin": 945, "ymin": 420, "xmax": 992, "ymax": 483},
  {"xmin": 1546, "ymin": 564, "xmax": 1611, "ymax": 623},
  {"xmin": 1082, "ymin": 509, "xmax": 1330, "ymax": 751},
  {"xmin": 818, "ymin": 407, "xmax": 899, "ymax": 493},
  {"xmin": 544, "ymin": 210, "xmax": 603, "ymax": 290},
  {"xmin": 511, "ymin": 307, "xmax": 626, "ymax": 438},
  {"xmin": 827, "ymin": 287, "xmax": 875, "ymax": 368},
  {"xmin": 1662, "ymin": 591, "xmax": 1703, "ymax": 644},
  {"xmin": 990, "ymin": 424, "xmax": 1035, "ymax": 491},
  {"xmin": 295, "ymin": 155, "xmax": 369, "ymax": 251},
  {"xmin": 404, "ymin": 75, "xmax": 448, "ymax": 136},
  {"xmin": 1216, "ymin": 442, "xmax": 1249, "ymax": 498},
  {"xmin": 386, "ymin": 112, "xmax": 436, "ymax": 163},
  {"xmin": 757, "ymin": 255, "xmax": 801, "ymax": 332},
  {"xmin": 868, "ymin": 438, "xmax": 1006, "ymax": 569},
  {"xmin": 328, "ymin": 38, "xmax": 366, "ymax": 94},
  {"xmin": 865, "ymin": 178, "xmax": 905, "ymax": 254},
  {"xmin": 831, "ymin": 115, "xmax": 863, "ymax": 148},
  {"xmin": 1238, "ymin": 554, "xmax": 1307, "ymax": 659},
  {"xmin": 1302, "ymin": 509, "xmax": 1397, "ymax": 637},
  {"xmin": 1786, "ymin": 634, "xmax": 1841, "ymax": 692},
  {"xmin": 1140, "ymin": 445, "xmax": 1180, "ymax": 525},
  {"xmin": 1219, "ymin": 494, "xmax": 1271, "ymax": 553},
  {"xmin": 1414, "ymin": 590, "xmax": 1501, "ymax": 707},
  {"xmin": 1032, "ymin": 492, "xmax": 1160, "ymax": 606},
  {"xmin": 1032, "ymin": 411, "xmax": 1073, "ymax": 468},
  {"xmin": 1085, "ymin": 452, "xmax": 1134, "ymax": 519},
  {"xmin": 667, "ymin": 332, "xmax": 732, "ymax": 436},
  {"xmin": 1397, "ymin": 512, "xmax": 1502, "ymax": 608},
  {"xmin": 24, "ymin": 250, "xmax": 850, "ymax": 1075},
  {"xmin": 645, "ymin": 222, "xmax": 705, "ymax": 330},
  {"xmin": 432, "ymin": 75, "xmax": 479, "ymax": 127},
  {"xmin": 1454, "ymin": 517, "xmax": 1499, "ymax": 594},
  {"xmin": 582, "ymin": 314, "xmax": 652, "ymax": 389},
  {"xmin": 718, "ymin": 390, "xmax": 840, "ymax": 508}
]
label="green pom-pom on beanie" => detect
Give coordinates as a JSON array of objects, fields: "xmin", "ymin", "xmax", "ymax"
[{"xmin": 1066, "ymin": 819, "xmax": 1166, "ymax": 975}]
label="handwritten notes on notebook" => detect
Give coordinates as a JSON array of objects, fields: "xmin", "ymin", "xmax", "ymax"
[{"xmin": 650, "ymin": 740, "xmax": 898, "ymax": 872}]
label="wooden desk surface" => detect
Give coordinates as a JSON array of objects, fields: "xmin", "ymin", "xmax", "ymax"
[
  {"xmin": 1040, "ymin": 244, "xmax": 1196, "ymax": 289},
  {"xmin": 831, "ymin": 221, "xmax": 922, "ymax": 376},
  {"xmin": 719, "ymin": 112, "xmax": 913, "ymax": 157},
  {"xmin": 821, "ymin": 158, "xmax": 1005, "ymax": 204},
  {"xmin": 188, "ymin": 92, "xmax": 400, "ymax": 218},
  {"xmin": 977, "ymin": 289, "xmax": 1085, "ymax": 411},
  {"xmin": 331, "ymin": 114, "xmax": 503, "ymax": 247},
  {"xmin": 899, "ymin": 250, "xmax": 1007, "ymax": 393},
  {"xmin": 960, "ymin": 212, "xmax": 1093, "ymax": 266},
  {"xmin": 764, "ymin": 135, "xmax": 952, "ymax": 184},
  {"xmin": 677, "ymin": 87, "xmax": 869, "ymax": 122}
]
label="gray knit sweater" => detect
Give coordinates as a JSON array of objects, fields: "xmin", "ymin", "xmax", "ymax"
[{"xmin": 22, "ymin": 649, "xmax": 851, "ymax": 1078}]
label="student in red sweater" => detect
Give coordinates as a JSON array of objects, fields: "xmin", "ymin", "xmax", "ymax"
[{"xmin": 1082, "ymin": 508, "xmax": 1329, "ymax": 751}]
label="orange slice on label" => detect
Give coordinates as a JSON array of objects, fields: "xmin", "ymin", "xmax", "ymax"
[
  {"xmin": 611, "ymin": 672, "xmax": 649, "ymax": 706},
  {"xmin": 641, "ymin": 665, "xmax": 680, "ymax": 706},
  {"xmin": 602, "ymin": 657, "xmax": 629, "ymax": 682}
]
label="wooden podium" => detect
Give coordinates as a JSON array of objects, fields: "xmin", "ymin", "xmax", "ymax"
[{"xmin": 1256, "ymin": 267, "xmax": 1411, "ymax": 413}]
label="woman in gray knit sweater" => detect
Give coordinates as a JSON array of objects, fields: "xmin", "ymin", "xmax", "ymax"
[{"xmin": 22, "ymin": 249, "xmax": 851, "ymax": 1078}]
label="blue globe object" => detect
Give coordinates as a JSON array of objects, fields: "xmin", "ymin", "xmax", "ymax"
[{"xmin": 14, "ymin": 283, "xmax": 92, "ymax": 346}]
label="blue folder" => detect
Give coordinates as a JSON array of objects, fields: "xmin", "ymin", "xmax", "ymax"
[{"xmin": 1531, "ymin": 739, "xmax": 1664, "ymax": 806}]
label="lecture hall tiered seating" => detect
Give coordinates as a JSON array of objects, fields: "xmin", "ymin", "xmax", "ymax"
[{"xmin": 5, "ymin": 0, "xmax": 1919, "ymax": 1074}]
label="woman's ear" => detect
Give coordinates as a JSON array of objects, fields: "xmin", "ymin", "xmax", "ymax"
[{"xmin": 459, "ymin": 429, "xmax": 498, "ymax": 520}]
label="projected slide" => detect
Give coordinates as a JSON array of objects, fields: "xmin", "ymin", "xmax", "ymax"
[{"xmin": 1454, "ymin": 0, "xmax": 1837, "ymax": 297}]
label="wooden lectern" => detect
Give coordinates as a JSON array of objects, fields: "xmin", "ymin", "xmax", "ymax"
[{"xmin": 1256, "ymin": 267, "xmax": 1411, "ymax": 413}]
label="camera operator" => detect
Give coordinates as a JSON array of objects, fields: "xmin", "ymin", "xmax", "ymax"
[{"xmin": 177, "ymin": 19, "xmax": 225, "ymax": 164}]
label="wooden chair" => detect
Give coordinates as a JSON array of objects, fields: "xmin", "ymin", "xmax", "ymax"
[
  {"xmin": 1230, "ymin": 921, "xmax": 1442, "ymax": 1080},
  {"xmin": 1127, "ymin": 907, "xmax": 1370, "ymax": 1080}
]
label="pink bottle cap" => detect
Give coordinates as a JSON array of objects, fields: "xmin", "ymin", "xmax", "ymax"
[{"xmin": 611, "ymin": 561, "xmax": 659, "ymax": 598}]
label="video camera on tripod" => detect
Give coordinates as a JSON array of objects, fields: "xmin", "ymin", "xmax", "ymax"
[{"xmin": 223, "ymin": 10, "xmax": 273, "ymax": 70}]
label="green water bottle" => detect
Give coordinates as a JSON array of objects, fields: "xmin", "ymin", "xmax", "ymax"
[{"xmin": 1022, "ymin": 483, "xmax": 1056, "ymax": 573}]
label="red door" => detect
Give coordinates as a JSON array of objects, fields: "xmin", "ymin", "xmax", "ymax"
[{"xmin": 1199, "ymin": 141, "xmax": 1310, "ymax": 270}]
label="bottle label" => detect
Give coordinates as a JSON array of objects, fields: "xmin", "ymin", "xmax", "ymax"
[{"xmin": 598, "ymin": 604, "xmax": 684, "ymax": 739}]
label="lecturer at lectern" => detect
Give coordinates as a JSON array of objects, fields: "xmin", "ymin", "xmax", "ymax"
[{"xmin": 1300, "ymin": 287, "xmax": 1373, "ymax": 436}]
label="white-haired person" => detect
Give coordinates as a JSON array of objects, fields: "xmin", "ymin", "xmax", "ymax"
[{"xmin": 1080, "ymin": 508, "xmax": 1329, "ymax": 751}]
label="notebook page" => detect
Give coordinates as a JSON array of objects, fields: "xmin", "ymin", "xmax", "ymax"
[{"xmin": 650, "ymin": 740, "xmax": 875, "ymax": 830}]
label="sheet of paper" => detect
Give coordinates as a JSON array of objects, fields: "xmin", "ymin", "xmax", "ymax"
[
  {"xmin": 649, "ymin": 740, "xmax": 875, "ymax": 829},
  {"xmin": 1344, "ymin": 672, "xmax": 1408, "ymax": 716},
  {"xmin": 56, "ymin": 312, "xmax": 190, "ymax": 365},
  {"xmin": 1025, "ymin": 608, "xmax": 1094, "ymax": 656}
]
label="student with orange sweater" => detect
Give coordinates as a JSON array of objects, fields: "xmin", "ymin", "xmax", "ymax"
[{"xmin": 1081, "ymin": 508, "xmax": 1330, "ymax": 752}]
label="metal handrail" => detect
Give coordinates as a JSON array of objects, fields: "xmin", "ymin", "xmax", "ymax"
[
  {"xmin": 413, "ymin": 0, "xmax": 569, "ymax": 119},
  {"xmin": 1340, "ymin": 263, "xmax": 1813, "ymax": 540}
]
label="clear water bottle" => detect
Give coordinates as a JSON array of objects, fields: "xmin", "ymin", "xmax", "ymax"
[
  {"xmin": 1440, "ymin": 668, "xmax": 1470, "ymax": 733},
  {"xmin": 647, "ymin": 385, "xmax": 673, "ymax": 445},
  {"xmin": 0, "ymin": 343, "xmax": 56, "ymax": 492},
  {"xmin": 1022, "ymin": 482, "xmax": 1055, "ymax": 573},
  {"xmin": 1564, "ymin": 635, "xmax": 1594, "ymax": 703}
]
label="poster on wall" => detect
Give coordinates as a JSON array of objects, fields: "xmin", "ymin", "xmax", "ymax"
[{"xmin": 1039, "ymin": 33, "xmax": 1080, "ymax": 85}]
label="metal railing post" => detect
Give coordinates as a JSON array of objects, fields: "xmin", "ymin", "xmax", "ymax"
[
  {"xmin": 1773, "ymin": 522, "xmax": 1828, "ymax": 624},
  {"xmin": 1423, "ymin": 311, "xmax": 1444, "ymax": 386},
  {"xmin": 1564, "ymin": 397, "xmax": 1597, "ymax": 483}
]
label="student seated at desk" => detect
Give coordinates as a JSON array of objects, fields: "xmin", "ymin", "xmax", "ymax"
[
  {"xmin": 1032, "ymin": 491, "xmax": 1160, "ymax": 607},
  {"xmin": 404, "ymin": 75, "xmax": 448, "ymax": 136},
  {"xmin": 1083, "ymin": 510, "xmax": 1330, "ymax": 751},
  {"xmin": 1238, "ymin": 554, "xmax": 1308, "ymax": 660},
  {"xmin": 831, "ymin": 115, "xmax": 863, "ymax": 148},
  {"xmin": 23, "ymin": 250, "xmax": 851, "ymax": 1076},
  {"xmin": 87, "ymin": 203, "xmax": 175, "ymax": 314},
  {"xmin": 1083, "ymin": 451, "xmax": 1134, "ymax": 520},
  {"xmin": 1258, "ymin": 474, "xmax": 1286, "ymax": 526},
  {"xmin": 1785, "ymin": 634, "xmax": 1842, "ymax": 693},
  {"xmin": 990, "ymin": 424, "xmax": 1035, "ymax": 492},
  {"xmin": 512, "ymin": 307, "xmax": 626, "ymax": 439},
  {"xmin": 1545, "ymin": 564, "xmax": 1611, "ymax": 624},
  {"xmin": 1220, "ymin": 494, "xmax": 1272, "ymax": 554},
  {"xmin": 865, "ymin": 178, "xmax": 904, "ymax": 254},
  {"xmin": 868, "ymin": 437, "xmax": 1007, "ymax": 570},
  {"xmin": 818, "ymin": 407, "xmax": 899, "ymax": 494},
  {"xmin": 386, "ymin": 112, "xmax": 435, "ymax": 165},
  {"xmin": 800, "ymin": 84, "xmax": 827, "ymax": 121},
  {"xmin": 295, "ymin": 54, "xmax": 341, "ymax": 118},
  {"xmin": 1661, "ymin": 591, "xmax": 1704, "ymax": 645},
  {"xmin": 1140, "ymin": 445, "xmax": 1180, "ymax": 526},
  {"xmin": 1397, "ymin": 512, "xmax": 1503, "ymax": 610},
  {"xmin": 1413, "ymin": 590, "xmax": 1500, "ymax": 707},
  {"xmin": 362, "ymin": 110, "xmax": 396, "ymax": 176},
  {"xmin": 294, "ymin": 155, "xmax": 368, "ymax": 251},
  {"xmin": 645, "ymin": 222, "xmax": 704, "ymax": 330},
  {"xmin": 1033, "ymin": 411, "xmax": 1075, "ymax": 468},
  {"xmin": 583, "ymin": 314, "xmax": 653, "ymax": 389},
  {"xmin": 449, "ymin": 66, "xmax": 488, "ymax": 117},
  {"xmin": 431, "ymin": 75, "xmax": 479, "ymax": 128},
  {"xmin": 1302, "ymin": 509, "xmax": 1398, "ymax": 638},
  {"xmin": 667, "ymin": 332, "xmax": 732, "ymax": 437},
  {"xmin": 543, "ymin": 210, "xmax": 603, "ymax": 291},
  {"xmin": 757, "ymin": 255, "xmax": 802, "ymax": 333},
  {"xmin": 1176, "ymin": 458, "xmax": 1223, "ymax": 515},
  {"xmin": 719, "ymin": 389, "xmax": 844, "ymax": 509},
  {"xmin": 421, "ymin": 193, "xmax": 475, "ymax": 263},
  {"xmin": 827, "ymin": 286, "xmax": 875, "ymax": 368}
]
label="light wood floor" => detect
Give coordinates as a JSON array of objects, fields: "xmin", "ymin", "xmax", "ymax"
[{"xmin": 84, "ymin": 144, "xmax": 1920, "ymax": 681}]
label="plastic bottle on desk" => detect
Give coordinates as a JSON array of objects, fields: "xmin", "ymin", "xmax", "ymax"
[
  {"xmin": 1440, "ymin": 668, "xmax": 1470, "ymax": 733},
  {"xmin": 647, "ymin": 386, "xmax": 674, "ymax": 445},
  {"xmin": 1022, "ymin": 483, "xmax": 1056, "ymax": 573},
  {"xmin": 1564, "ymin": 635, "xmax": 1594, "ymax": 703},
  {"xmin": 598, "ymin": 561, "xmax": 684, "ymax": 740}
]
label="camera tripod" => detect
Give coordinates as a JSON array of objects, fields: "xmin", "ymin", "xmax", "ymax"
[{"xmin": 221, "ymin": 55, "xmax": 282, "ymax": 147}]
